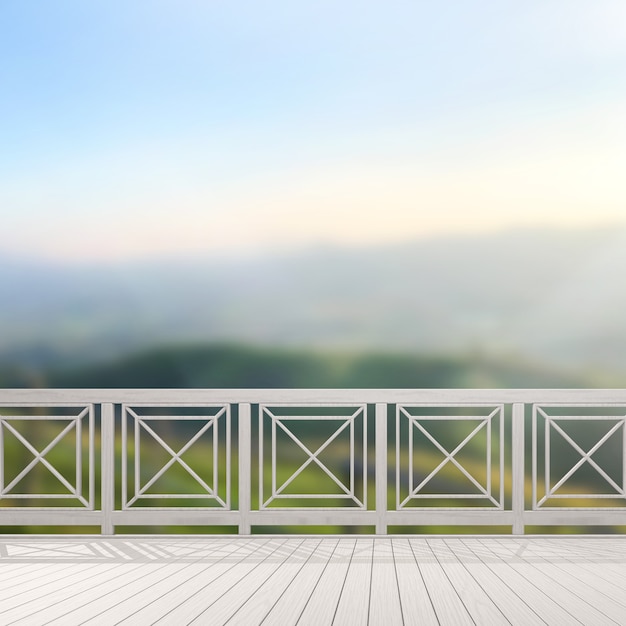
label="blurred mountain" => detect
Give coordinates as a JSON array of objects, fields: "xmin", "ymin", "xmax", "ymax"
[{"xmin": 2, "ymin": 225, "xmax": 626, "ymax": 373}]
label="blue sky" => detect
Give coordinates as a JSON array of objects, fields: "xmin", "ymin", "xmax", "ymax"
[{"xmin": 1, "ymin": 1, "xmax": 625, "ymax": 260}]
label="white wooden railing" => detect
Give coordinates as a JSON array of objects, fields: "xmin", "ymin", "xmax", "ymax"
[{"xmin": 0, "ymin": 389, "xmax": 625, "ymax": 535}]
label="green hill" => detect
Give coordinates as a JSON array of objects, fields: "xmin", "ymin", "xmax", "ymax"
[{"xmin": 33, "ymin": 343, "xmax": 606, "ymax": 389}]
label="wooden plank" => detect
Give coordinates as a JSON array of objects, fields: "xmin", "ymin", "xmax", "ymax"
[
  {"xmin": 0, "ymin": 563, "xmax": 79, "ymax": 594},
  {"xmin": 368, "ymin": 539, "xmax": 403, "ymax": 625},
  {"xmin": 332, "ymin": 538, "xmax": 374, "ymax": 626},
  {"xmin": 451, "ymin": 538, "xmax": 547, "ymax": 626},
  {"xmin": 391, "ymin": 538, "xmax": 438, "ymax": 626},
  {"xmin": 477, "ymin": 538, "xmax": 608, "ymax": 625},
  {"xmin": 563, "ymin": 549, "xmax": 626, "ymax": 589},
  {"xmin": 0, "ymin": 562, "xmax": 146, "ymax": 624},
  {"xmin": 1, "ymin": 535, "xmax": 625, "ymax": 625},
  {"xmin": 0, "ymin": 562, "xmax": 115, "ymax": 614},
  {"xmin": 6, "ymin": 562, "xmax": 174, "ymax": 625},
  {"xmin": 411, "ymin": 539, "xmax": 474, "ymax": 625},
  {"xmin": 569, "ymin": 562, "xmax": 626, "ymax": 602},
  {"xmin": 427, "ymin": 539, "xmax": 508, "ymax": 625},
  {"xmin": 56, "ymin": 538, "xmax": 258, "ymax": 625},
  {"xmin": 494, "ymin": 538, "xmax": 626, "ymax": 620},
  {"xmin": 533, "ymin": 560, "xmax": 626, "ymax": 623},
  {"xmin": 468, "ymin": 538, "xmax": 580, "ymax": 625},
  {"xmin": 505, "ymin": 537, "xmax": 626, "ymax": 562},
  {"xmin": 261, "ymin": 538, "xmax": 339, "ymax": 626},
  {"xmin": 487, "ymin": 537, "xmax": 626, "ymax": 570},
  {"xmin": 148, "ymin": 538, "xmax": 295, "ymax": 624},
  {"xmin": 0, "ymin": 562, "xmax": 45, "ymax": 577},
  {"xmin": 522, "ymin": 538, "xmax": 626, "ymax": 588},
  {"xmin": 296, "ymin": 538, "xmax": 356, "ymax": 626},
  {"xmin": 3, "ymin": 538, "xmax": 240, "ymax": 625},
  {"xmin": 109, "ymin": 538, "xmax": 273, "ymax": 625},
  {"xmin": 222, "ymin": 539, "xmax": 324, "ymax": 625},
  {"xmin": 128, "ymin": 537, "xmax": 239, "ymax": 559},
  {"xmin": 183, "ymin": 538, "xmax": 307, "ymax": 624}
]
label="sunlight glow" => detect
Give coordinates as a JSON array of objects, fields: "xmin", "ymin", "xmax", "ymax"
[{"xmin": 1, "ymin": 1, "xmax": 625, "ymax": 260}]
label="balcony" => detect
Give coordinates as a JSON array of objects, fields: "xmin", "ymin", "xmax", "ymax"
[{"xmin": 0, "ymin": 389, "xmax": 625, "ymax": 623}]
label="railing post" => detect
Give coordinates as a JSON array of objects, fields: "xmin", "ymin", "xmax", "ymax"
[
  {"xmin": 375, "ymin": 403, "xmax": 387, "ymax": 534},
  {"xmin": 512, "ymin": 403, "xmax": 525, "ymax": 535},
  {"xmin": 101, "ymin": 403, "xmax": 115, "ymax": 535},
  {"xmin": 238, "ymin": 403, "xmax": 252, "ymax": 534}
]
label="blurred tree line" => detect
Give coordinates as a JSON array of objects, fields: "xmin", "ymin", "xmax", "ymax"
[{"xmin": 0, "ymin": 342, "xmax": 604, "ymax": 389}]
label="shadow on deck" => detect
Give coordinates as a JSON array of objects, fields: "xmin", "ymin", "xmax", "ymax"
[{"xmin": 0, "ymin": 535, "xmax": 625, "ymax": 625}]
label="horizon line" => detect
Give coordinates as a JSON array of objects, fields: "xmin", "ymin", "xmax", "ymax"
[{"xmin": 4, "ymin": 220, "xmax": 626, "ymax": 267}]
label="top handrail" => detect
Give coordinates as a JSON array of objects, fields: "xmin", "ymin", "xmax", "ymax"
[{"xmin": 1, "ymin": 388, "xmax": 626, "ymax": 404}]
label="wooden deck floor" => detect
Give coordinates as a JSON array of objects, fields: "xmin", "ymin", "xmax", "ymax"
[{"xmin": 0, "ymin": 535, "xmax": 624, "ymax": 625}]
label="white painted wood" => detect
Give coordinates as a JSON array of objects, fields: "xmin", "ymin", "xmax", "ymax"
[
  {"xmin": 428, "ymin": 538, "xmax": 520, "ymax": 625},
  {"xmin": 261, "ymin": 538, "xmax": 339, "ymax": 626},
  {"xmin": 259, "ymin": 404, "xmax": 367, "ymax": 510},
  {"xmin": 0, "ymin": 562, "xmax": 136, "ymax": 623},
  {"xmin": 332, "ymin": 538, "xmax": 374, "ymax": 626},
  {"xmin": 375, "ymin": 403, "xmax": 387, "ymax": 535},
  {"xmin": 0, "ymin": 509, "xmax": 103, "ymax": 525},
  {"xmin": 148, "ymin": 537, "xmax": 291, "ymax": 624},
  {"xmin": 110, "ymin": 509, "xmax": 241, "ymax": 526},
  {"xmin": 50, "ymin": 541, "xmax": 258, "ymax": 625},
  {"xmin": 524, "ymin": 510, "xmax": 626, "ymax": 526},
  {"xmin": 296, "ymin": 538, "xmax": 356, "ymax": 625},
  {"xmin": 387, "ymin": 509, "xmax": 514, "ymax": 525},
  {"xmin": 40, "ymin": 563, "xmax": 172, "ymax": 625},
  {"xmin": 559, "ymin": 539, "xmax": 626, "ymax": 586},
  {"xmin": 451, "ymin": 537, "xmax": 545, "ymax": 626},
  {"xmin": 0, "ymin": 537, "xmax": 625, "ymax": 624},
  {"xmin": 2, "ymin": 388, "xmax": 626, "ymax": 535},
  {"xmin": 477, "ymin": 537, "xmax": 610, "ymax": 625},
  {"xmin": 543, "ymin": 567, "xmax": 626, "ymax": 618},
  {"xmin": 2, "ymin": 539, "xmax": 232, "ymax": 626},
  {"xmin": 224, "ymin": 539, "xmax": 323, "ymax": 625},
  {"xmin": 0, "ymin": 562, "xmax": 77, "ymax": 593},
  {"xmin": 248, "ymin": 509, "xmax": 378, "ymax": 526},
  {"xmin": 4, "ymin": 387, "xmax": 626, "ymax": 404},
  {"xmin": 185, "ymin": 538, "xmax": 307, "ymax": 624},
  {"xmin": 112, "ymin": 538, "xmax": 270, "ymax": 625},
  {"xmin": 413, "ymin": 539, "xmax": 475, "ymax": 625},
  {"xmin": 568, "ymin": 561, "xmax": 626, "ymax": 598},
  {"xmin": 499, "ymin": 538, "xmax": 626, "ymax": 612},
  {"xmin": 0, "ymin": 563, "xmax": 107, "ymax": 614},
  {"xmin": 368, "ymin": 539, "xmax": 403, "ymax": 625},
  {"xmin": 512, "ymin": 402, "xmax": 525, "ymax": 535},
  {"xmin": 390, "ymin": 538, "xmax": 439, "ymax": 626},
  {"xmin": 472, "ymin": 540, "xmax": 583, "ymax": 624},
  {"xmin": 100, "ymin": 402, "xmax": 115, "ymax": 535},
  {"xmin": 34, "ymin": 564, "xmax": 188, "ymax": 626},
  {"xmin": 238, "ymin": 402, "xmax": 252, "ymax": 534}
]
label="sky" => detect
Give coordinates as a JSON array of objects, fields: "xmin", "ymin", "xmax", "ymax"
[{"xmin": 1, "ymin": 0, "xmax": 626, "ymax": 261}]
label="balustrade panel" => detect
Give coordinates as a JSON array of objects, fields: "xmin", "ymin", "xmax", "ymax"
[
  {"xmin": 0, "ymin": 390, "xmax": 625, "ymax": 533},
  {"xmin": 0, "ymin": 404, "xmax": 94, "ymax": 510},
  {"xmin": 121, "ymin": 403, "xmax": 231, "ymax": 510}
]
